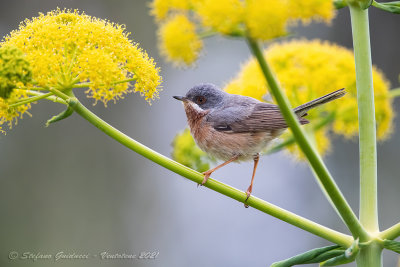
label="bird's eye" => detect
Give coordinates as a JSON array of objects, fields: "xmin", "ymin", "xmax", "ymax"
[{"xmin": 196, "ymin": 96, "xmax": 207, "ymax": 105}]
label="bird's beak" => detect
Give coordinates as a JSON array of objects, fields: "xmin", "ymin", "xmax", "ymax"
[{"xmin": 173, "ymin": 95, "xmax": 186, "ymax": 101}]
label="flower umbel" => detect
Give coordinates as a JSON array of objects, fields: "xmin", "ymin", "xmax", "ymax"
[
  {"xmin": 150, "ymin": 0, "xmax": 191, "ymax": 21},
  {"xmin": 158, "ymin": 14, "xmax": 203, "ymax": 66},
  {"xmin": 151, "ymin": 0, "xmax": 337, "ymax": 66},
  {"xmin": 0, "ymin": 9, "xmax": 162, "ymax": 133},
  {"xmin": 3, "ymin": 8, "xmax": 162, "ymax": 105},
  {"xmin": 196, "ymin": 0, "xmax": 245, "ymax": 35}
]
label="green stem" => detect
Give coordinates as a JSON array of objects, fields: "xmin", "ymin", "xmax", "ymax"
[
  {"xmin": 73, "ymin": 77, "xmax": 137, "ymax": 88},
  {"xmin": 349, "ymin": 4, "xmax": 379, "ymax": 235},
  {"xmin": 198, "ymin": 30, "xmax": 217, "ymax": 39},
  {"xmin": 389, "ymin": 87, "xmax": 400, "ymax": 98},
  {"xmin": 51, "ymin": 90, "xmax": 352, "ymax": 247},
  {"xmin": 246, "ymin": 37, "xmax": 369, "ymax": 241},
  {"xmin": 16, "ymin": 86, "xmax": 48, "ymax": 91},
  {"xmin": 356, "ymin": 241, "xmax": 383, "ymax": 266},
  {"xmin": 266, "ymin": 138, "xmax": 295, "ymax": 155},
  {"xmin": 9, "ymin": 92, "xmax": 54, "ymax": 107},
  {"xmin": 26, "ymin": 90, "xmax": 67, "ymax": 105},
  {"xmin": 379, "ymin": 222, "xmax": 400, "ymax": 240}
]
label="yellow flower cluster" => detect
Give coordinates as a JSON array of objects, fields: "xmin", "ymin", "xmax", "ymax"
[
  {"xmin": 196, "ymin": 0, "xmax": 245, "ymax": 35},
  {"xmin": 224, "ymin": 39, "xmax": 393, "ymax": 158},
  {"xmin": 2, "ymin": 9, "xmax": 162, "ymax": 105},
  {"xmin": 245, "ymin": 0, "xmax": 289, "ymax": 40},
  {"xmin": 288, "ymin": 0, "xmax": 335, "ymax": 24},
  {"xmin": 150, "ymin": 0, "xmax": 191, "ymax": 21},
  {"xmin": 158, "ymin": 14, "xmax": 203, "ymax": 66},
  {"xmin": 172, "ymin": 128, "xmax": 213, "ymax": 172},
  {"xmin": 151, "ymin": 0, "xmax": 336, "ymax": 66}
]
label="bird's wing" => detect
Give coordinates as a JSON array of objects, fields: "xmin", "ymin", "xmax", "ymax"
[{"xmin": 207, "ymin": 103, "xmax": 309, "ymax": 133}]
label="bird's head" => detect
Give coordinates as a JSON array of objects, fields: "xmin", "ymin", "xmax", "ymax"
[{"xmin": 173, "ymin": 83, "xmax": 226, "ymax": 111}]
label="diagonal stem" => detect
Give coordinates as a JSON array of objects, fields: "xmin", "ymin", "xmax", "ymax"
[
  {"xmin": 49, "ymin": 88, "xmax": 353, "ymax": 247},
  {"xmin": 246, "ymin": 36, "xmax": 369, "ymax": 241},
  {"xmin": 379, "ymin": 222, "xmax": 400, "ymax": 240}
]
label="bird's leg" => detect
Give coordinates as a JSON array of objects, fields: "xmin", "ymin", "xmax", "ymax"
[
  {"xmin": 200, "ymin": 155, "xmax": 240, "ymax": 186},
  {"xmin": 244, "ymin": 153, "xmax": 260, "ymax": 208}
]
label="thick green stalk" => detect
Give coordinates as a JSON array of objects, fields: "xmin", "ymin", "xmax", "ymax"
[
  {"xmin": 246, "ymin": 37, "xmax": 369, "ymax": 241},
  {"xmin": 349, "ymin": 4, "xmax": 379, "ymax": 235},
  {"xmin": 356, "ymin": 242, "xmax": 382, "ymax": 267},
  {"xmin": 49, "ymin": 90, "xmax": 353, "ymax": 247}
]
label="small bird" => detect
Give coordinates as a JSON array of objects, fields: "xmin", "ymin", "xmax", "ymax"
[{"xmin": 174, "ymin": 83, "xmax": 345, "ymax": 204}]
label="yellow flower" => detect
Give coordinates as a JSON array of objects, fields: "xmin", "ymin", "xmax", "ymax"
[
  {"xmin": 150, "ymin": 0, "xmax": 191, "ymax": 21},
  {"xmin": 0, "ymin": 89, "xmax": 31, "ymax": 133},
  {"xmin": 158, "ymin": 14, "xmax": 203, "ymax": 66},
  {"xmin": 288, "ymin": 0, "xmax": 335, "ymax": 24},
  {"xmin": 245, "ymin": 0, "xmax": 289, "ymax": 40},
  {"xmin": 2, "ymin": 9, "xmax": 162, "ymax": 105},
  {"xmin": 195, "ymin": 0, "xmax": 245, "ymax": 35},
  {"xmin": 151, "ymin": 0, "xmax": 337, "ymax": 66},
  {"xmin": 224, "ymin": 39, "xmax": 393, "ymax": 158},
  {"xmin": 172, "ymin": 128, "xmax": 213, "ymax": 172}
]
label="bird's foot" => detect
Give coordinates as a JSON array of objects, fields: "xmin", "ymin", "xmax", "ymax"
[
  {"xmin": 198, "ymin": 170, "xmax": 212, "ymax": 187},
  {"xmin": 244, "ymin": 186, "xmax": 252, "ymax": 208}
]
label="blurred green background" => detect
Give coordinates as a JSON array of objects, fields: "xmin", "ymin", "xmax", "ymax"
[{"xmin": 1, "ymin": 0, "xmax": 400, "ymax": 266}]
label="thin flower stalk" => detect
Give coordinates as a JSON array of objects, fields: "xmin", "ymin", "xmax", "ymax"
[
  {"xmin": 46, "ymin": 87, "xmax": 353, "ymax": 247},
  {"xmin": 245, "ymin": 36, "xmax": 369, "ymax": 241}
]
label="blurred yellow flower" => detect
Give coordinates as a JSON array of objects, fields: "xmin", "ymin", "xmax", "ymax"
[
  {"xmin": 196, "ymin": 0, "xmax": 244, "ymax": 35},
  {"xmin": 288, "ymin": 0, "xmax": 335, "ymax": 23},
  {"xmin": 151, "ymin": 0, "xmax": 337, "ymax": 66},
  {"xmin": 158, "ymin": 14, "xmax": 203, "ymax": 66},
  {"xmin": 245, "ymin": 0, "xmax": 289, "ymax": 40},
  {"xmin": 150, "ymin": 0, "xmax": 191, "ymax": 21},
  {"xmin": 172, "ymin": 128, "xmax": 214, "ymax": 172},
  {"xmin": 224, "ymin": 39, "xmax": 393, "ymax": 158},
  {"xmin": 2, "ymin": 8, "xmax": 162, "ymax": 105}
]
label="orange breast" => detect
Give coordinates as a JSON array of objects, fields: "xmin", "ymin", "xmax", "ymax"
[{"xmin": 183, "ymin": 102, "xmax": 284, "ymax": 161}]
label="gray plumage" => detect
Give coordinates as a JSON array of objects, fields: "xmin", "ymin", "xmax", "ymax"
[
  {"xmin": 174, "ymin": 83, "xmax": 346, "ymax": 198},
  {"xmin": 181, "ymin": 83, "xmax": 345, "ymax": 134}
]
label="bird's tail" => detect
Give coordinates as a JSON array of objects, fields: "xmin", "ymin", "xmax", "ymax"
[{"xmin": 294, "ymin": 88, "xmax": 346, "ymax": 117}]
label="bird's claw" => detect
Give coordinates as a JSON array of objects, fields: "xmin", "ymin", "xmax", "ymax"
[
  {"xmin": 244, "ymin": 189, "xmax": 252, "ymax": 208},
  {"xmin": 198, "ymin": 171, "xmax": 211, "ymax": 187}
]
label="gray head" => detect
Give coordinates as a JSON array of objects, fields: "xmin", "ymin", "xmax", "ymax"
[{"xmin": 173, "ymin": 83, "xmax": 226, "ymax": 110}]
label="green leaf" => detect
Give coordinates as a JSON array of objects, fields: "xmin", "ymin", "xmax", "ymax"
[
  {"xmin": 270, "ymin": 245, "xmax": 341, "ymax": 267},
  {"xmin": 372, "ymin": 0, "xmax": 400, "ymax": 13},
  {"xmin": 308, "ymin": 249, "xmax": 345, "ymax": 263},
  {"xmin": 383, "ymin": 239, "xmax": 400, "ymax": 254},
  {"xmin": 321, "ymin": 239, "xmax": 359, "ymax": 266},
  {"xmin": 46, "ymin": 106, "xmax": 74, "ymax": 127}
]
